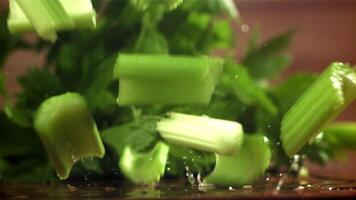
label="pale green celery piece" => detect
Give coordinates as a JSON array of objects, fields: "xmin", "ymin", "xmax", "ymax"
[
  {"xmin": 204, "ymin": 135, "xmax": 271, "ymax": 186},
  {"xmin": 15, "ymin": 0, "xmax": 74, "ymax": 41},
  {"xmin": 281, "ymin": 63, "xmax": 356, "ymax": 157},
  {"xmin": 114, "ymin": 54, "xmax": 223, "ymax": 105},
  {"xmin": 113, "ymin": 54, "xmax": 223, "ymax": 82},
  {"xmin": 323, "ymin": 122, "xmax": 356, "ymax": 149},
  {"xmin": 119, "ymin": 142, "xmax": 169, "ymax": 184},
  {"xmin": 7, "ymin": 0, "xmax": 33, "ymax": 33},
  {"xmin": 220, "ymin": 0, "xmax": 240, "ymax": 19},
  {"xmin": 117, "ymin": 78, "xmax": 215, "ymax": 105},
  {"xmin": 157, "ymin": 112, "xmax": 243, "ymax": 155},
  {"xmin": 34, "ymin": 92, "xmax": 105, "ymax": 180},
  {"xmin": 58, "ymin": 0, "xmax": 96, "ymax": 29},
  {"xmin": 8, "ymin": 0, "xmax": 95, "ymax": 41}
]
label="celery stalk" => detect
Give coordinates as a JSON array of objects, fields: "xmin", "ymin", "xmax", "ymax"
[
  {"xmin": 7, "ymin": 0, "xmax": 33, "ymax": 33},
  {"xmin": 34, "ymin": 93, "xmax": 105, "ymax": 179},
  {"xmin": 204, "ymin": 135, "xmax": 271, "ymax": 186},
  {"xmin": 15, "ymin": 0, "xmax": 74, "ymax": 42},
  {"xmin": 8, "ymin": 0, "xmax": 96, "ymax": 41},
  {"xmin": 157, "ymin": 112, "xmax": 243, "ymax": 155},
  {"xmin": 114, "ymin": 54, "xmax": 223, "ymax": 105},
  {"xmin": 113, "ymin": 54, "xmax": 222, "ymax": 83},
  {"xmin": 281, "ymin": 63, "xmax": 356, "ymax": 157},
  {"xmin": 323, "ymin": 122, "xmax": 356, "ymax": 149},
  {"xmin": 119, "ymin": 142, "xmax": 169, "ymax": 184}
]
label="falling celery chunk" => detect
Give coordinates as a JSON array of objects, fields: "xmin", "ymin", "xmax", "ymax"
[
  {"xmin": 119, "ymin": 142, "xmax": 169, "ymax": 184},
  {"xmin": 113, "ymin": 54, "xmax": 223, "ymax": 105},
  {"xmin": 157, "ymin": 112, "xmax": 244, "ymax": 155},
  {"xmin": 204, "ymin": 135, "xmax": 271, "ymax": 186},
  {"xmin": 34, "ymin": 93, "xmax": 105, "ymax": 179},
  {"xmin": 323, "ymin": 122, "xmax": 356, "ymax": 149},
  {"xmin": 281, "ymin": 63, "xmax": 356, "ymax": 157},
  {"xmin": 7, "ymin": 0, "xmax": 96, "ymax": 42}
]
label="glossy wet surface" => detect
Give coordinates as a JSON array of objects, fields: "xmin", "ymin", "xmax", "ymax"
[{"xmin": 1, "ymin": 176, "xmax": 356, "ymax": 199}]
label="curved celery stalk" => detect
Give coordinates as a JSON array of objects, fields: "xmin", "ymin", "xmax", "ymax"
[
  {"xmin": 34, "ymin": 93, "xmax": 105, "ymax": 180},
  {"xmin": 157, "ymin": 112, "xmax": 243, "ymax": 155},
  {"xmin": 281, "ymin": 63, "xmax": 356, "ymax": 157},
  {"xmin": 8, "ymin": 0, "xmax": 96, "ymax": 41},
  {"xmin": 119, "ymin": 142, "xmax": 169, "ymax": 184},
  {"xmin": 323, "ymin": 122, "xmax": 356, "ymax": 149},
  {"xmin": 204, "ymin": 135, "xmax": 271, "ymax": 186},
  {"xmin": 113, "ymin": 54, "xmax": 223, "ymax": 105}
]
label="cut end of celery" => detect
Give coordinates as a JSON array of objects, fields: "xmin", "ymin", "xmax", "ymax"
[
  {"xmin": 119, "ymin": 142, "xmax": 169, "ymax": 184},
  {"xmin": 281, "ymin": 62, "xmax": 356, "ymax": 157},
  {"xmin": 113, "ymin": 54, "xmax": 223, "ymax": 106},
  {"xmin": 34, "ymin": 92, "xmax": 105, "ymax": 180},
  {"xmin": 204, "ymin": 135, "xmax": 271, "ymax": 186},
  {"xmin": 157, "ymin": 112, "xmax": 244, "ymax": 155}
]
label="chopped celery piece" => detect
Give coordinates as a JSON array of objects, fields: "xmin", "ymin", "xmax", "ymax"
[
  {"xmin": 323, "ymin": 122, "xmax": 356, "ymax": 149},
  {"xmin": 204, "ymin": 135, "xmax": 271, "ymax": 186},
  {"xmin": 281, "ymin": 63, "xmax": 356, "ymax": 157},
  {"xmin": 8, "ymin": 0, "xmax": 95, "ymax": 41},
  {"xmin": 59, "ymin": 0, "xmax": 96, "ymax": 29},
  {"xmin": 157, "ymin": 112, "xmax": 243, "ymax": 155},
  {"xmin": 119, "ymin": 142, "xmax": 169, "ymax": 184},
  {"xmin": 15, "ymin": 0, "xmax": 74, "ymax": 41},
  {"xmin": 7, "ymin": 0, "xmax": 33, "ymax": 33},
  {"xmin": 113, "ymin": 54, "xmax": 223, "ymax": 105},
  {"xmin": 34, "ymin": 92, "xmax": 105, "ymax": 179}
]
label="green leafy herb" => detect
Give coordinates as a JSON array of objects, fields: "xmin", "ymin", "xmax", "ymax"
[{"xmin": 242, "ymin": 30, "xmax": 294, "ymax": 80}]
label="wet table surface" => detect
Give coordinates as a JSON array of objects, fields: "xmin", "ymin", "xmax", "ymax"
[{"xmin": 1, "ymin": 176, "xmax": 356, "ymax": 199}]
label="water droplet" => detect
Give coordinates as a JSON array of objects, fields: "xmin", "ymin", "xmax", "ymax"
[
  {"xmin": 242, "ymin": 185, "xmax": 252, "ymax": 189},
  {"xmin": 67, "ymin": 184, "xmax": 77, "ymax": 192},
  {"xmin": 228, "ymin": 186, "xmax": 234, "ymax": 191},
  {"xmin": 328, "ymin": 187, "xmax": 333, "ymax": 191},
  {"xmin": 267, "ymin": 124, "xmax": 271, "ymax": 128},
  {"xmin": 241, "ymin": 24, "xmax": 250, "ymax": 33},
  {"xmin": 294, "ymin": 185, "xmax": 304, "ymax": 191}
]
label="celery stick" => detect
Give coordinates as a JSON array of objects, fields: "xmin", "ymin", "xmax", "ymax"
[
  {"xmin": 323, "ymin": 122, "xmax": 356, "ymax": 149},
  {"xmin": 113, "ymin": 54, "xmax": 222, "ymax": 82},
  {"xmin": 15, "ymin": 0, "xmax": 74, "ymax": 41},
  {"xmin": 119, "ymin": 142, "xmax": 169, "ymax": 184},
  {"xmin": 7, "ymin": 0, "xmax": 33, "ymax": 33},
  {"xmin": 34, "ymin": 93, "xmax": 105, "ymax": 179},
  {"xmin": 157, "ymin": 112, "xmax": 243, "ymax": 155},
  {"xmin": 114, "ymin": 54, "xmax": 223, "ymax": 105},
  {"xmin": 204, "ymin": 135, "xmax": 271, "ymax": 186},
  {"xmin": 8, "ymin": 0, "xmax": 95, "ymax": 41},
  {"xmin": 117, "ymin": 78, "xmax": 215, "ymax": 105},
  {"xmin": 58, "ymin": 0, "xmax": 96, "ymax": 29},
  {"xmin": 281, "ymin": 63, "xmax": 356, "ymax": 157}
]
